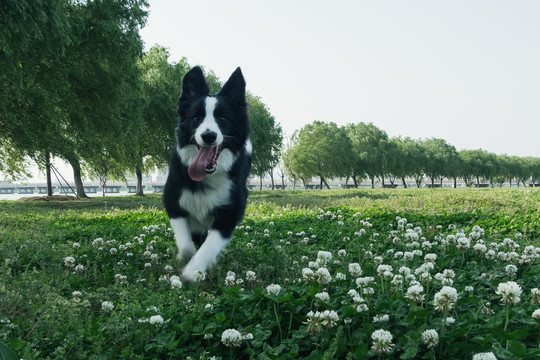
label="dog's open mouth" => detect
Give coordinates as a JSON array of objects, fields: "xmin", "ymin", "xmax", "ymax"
[{"xmin": 188, "ymin": 145, "xmax": 223, "ymax": 182}]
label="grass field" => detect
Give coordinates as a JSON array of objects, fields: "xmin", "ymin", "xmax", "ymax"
[{"xmin": 1, "ymin": 188, "xmax": 539, "ymax": 359}]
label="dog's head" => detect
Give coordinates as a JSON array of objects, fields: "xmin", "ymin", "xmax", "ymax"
[{"xmin": 176, "ymin": 66, "xmax": 250, "ymax": 181}]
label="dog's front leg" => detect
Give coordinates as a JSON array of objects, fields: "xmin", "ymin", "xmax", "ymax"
[
  {"xmin": 169, "ymin": 217, "xmax": 196, "ymax": 261},
  {"xmin": 182, "ymin": 229, "xmax": 229, "ymax": 283}
]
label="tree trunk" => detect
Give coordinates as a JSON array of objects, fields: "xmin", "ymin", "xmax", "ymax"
[
  {"xmin": 135, "ymin": 165, "xmax": 144, "ymax": 196},
  {"xmin": 401, "ymin": 177, "xmax": 407, "ymax": 188},
  {"xmin": 371, "ymin": 176, "xmax": 375, "ymax": 189},
  {"xmin": 270, "ymin": 171, "xmax": 275, "ymax": 190},
  {"xmin": 259, "ymin": 176, "xmax": 263, "ymax": 190},
  {"xmin": 45, "ymin": 151, "xmax": 53, "ymax": 196},
  {"xmin": 69, "ymin": 159, "xmax": 88, "ymax": 198},
  {"xmin": 353, "ymin": 175, "xmax": 358, "ymax": 188}
]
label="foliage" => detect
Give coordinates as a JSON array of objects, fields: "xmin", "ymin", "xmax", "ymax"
[
  {"xmin": 1, "ymin": 189, "xmax": 539, "ymax": 359},
  {"xmin": 288, "ymin": 122, "xmax": 351, "ymax": 188},
  {"xmin": 248, "ymin": 94, "xmax": 283, "ymax": 182},
  {"xmin": 286, "ymin": 121, "xmax": 540, "ymax": 188}
]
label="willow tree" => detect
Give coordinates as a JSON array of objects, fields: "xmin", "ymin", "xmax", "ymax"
[
  {"xmin": 248, "ymin": 94, "xmax": 283, "ymax": 189},
  {"xmin": 288, "ymin": 121, "xmax": 350, "ymax": 189}
]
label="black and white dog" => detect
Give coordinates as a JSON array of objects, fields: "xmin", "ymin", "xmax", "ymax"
[{"xmin": 163, "ymin": 66, "xmax": 252, "ymax": 283}]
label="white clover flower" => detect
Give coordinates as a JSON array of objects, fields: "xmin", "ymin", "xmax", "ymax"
[
  {"xmin": 193, "ymin": 270, "xmax": 206, "ymax": 282},
  {"xmin": 101, "ymin": 301, "xmax": 114, "ymax": 312},
  {"xmin": 348, "ymin": 263, "xmax": 363, "ymax": 277},
  {"xmin": 532, "ymin": 309, "xmax": 540, "ymax": 320},
  {"xmin": 74, "ymin": 264, "xmax": 85, "ymax": 273},
  {"xmin": 92, "ymin": 238, "xmax": 104, "ymax": 247},
  {"xmin": 316, "ymin": 267, "xmax": 332, "ymax": 285},
  {"xmin": 246, "ymin": 270, "xmax": 257, "ymax": 282},
  {"xmin": 317, "ymin": 250, "xmax": 332, "ymax": 265},
  {"xmin": 403, "ymin": 251, "xmax": 414, "ymax": 261},
  {"xmin": 63, "ymin": 256, "xmax": 76, "ymax": 268},
  {"xmin": 338, "ymin": 249, "xmax": 347, "ymax": 257},
  {"xmin": 405, "ymin": 284, "xmax": 425, "ymax": 303},
  {"xmin": 170, "ymin": 275, "xmax": 183, "ymax": 290},
  {"xmin": 356, "ymin": 276, "xmax": 375, "ymax": 287},
  {"xmin": 456, "ymin": 237, "xmax": 470, "ymax": 251},
  {"xmin": 149, "ymin": 315, "xmax": 164, "ymax": 326},
  {"xmin": 496, "ymin": 281, "xmax": 522, "ymax": 305},
  {"xmin": 320, "ymin": 310, "xmax": 339, "ymax": 328},
  {"xmin": 315, "ymin": 291, "xmax": 330, "ymax": 303},
  {"xmin": 505, "ymin": 264, "xmax": 518, "ymax": 277},
  {"xmin": 473, "ymin": 243, "xmax": 487, "ymax": 254},
  {"xmin": 371, "ymin": 329, "xmax": 394, "ymax": 354},
  {"xmin": 225, "ymin": 271, "xmax": 236, "ymax": 286},
  {"xmin": 266, "ymin": 283, "xmax": 281, "ymax": 296},
  {"xmin": 373, "ymin": 314, "xmax": 389, "ymax": 323},
  {"xmin": 433, "ymin": 286, "xmax": 458, "ymax": 312},
  {"xmin": 164, "ymin": 265, "xmax": 173, "ymax": 273},
  {"xmin": 444, "ymin": 316, "xmax": 455, "ymax": 325},
  {"xmin": 531, "ymin": 288, "xmax": 540, "ymax": 304},
  {"xmin": 421, "ymin": 329, "xmax": 439, "ymax": 348},
  {"xmin": 472, "ymin": 352, "xmax": 497, "ymax": 360},
  {"xmin": 335, "ymin": 272, "xmax": 346, "ymax": 280},
  {"xmin": 221, "ymin": 328, "xmax": 243, "ymax": 347},
  {"xmin": 302, "ymin": 267, "xmax": 315, "ymax": 282}
]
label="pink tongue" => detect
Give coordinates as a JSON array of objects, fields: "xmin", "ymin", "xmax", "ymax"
[{"xmin": 188, "ymin": 147, "xmax": 216, "ymax": 181}]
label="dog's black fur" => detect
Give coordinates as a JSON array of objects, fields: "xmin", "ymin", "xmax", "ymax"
[{"xmin": 163, "ymin": 66, "xmax": 251, "ymax": 282}]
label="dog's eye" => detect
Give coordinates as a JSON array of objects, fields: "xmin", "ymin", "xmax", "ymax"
[
  {"xmin": 217, "ymin": 116, "xmax": 226, "ymax": 123},
  {"xmin": 192, "ymin": 115, "xmax": 200, "ymax": 122}
]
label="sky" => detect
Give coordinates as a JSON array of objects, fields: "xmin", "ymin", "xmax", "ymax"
[
  {"xmin": 140, "ymin": 0, "xmax": 540, "ymax": 158},
  {"xmin": 5, "ymin": 0, "xmax": 539, "ymax": 183}
]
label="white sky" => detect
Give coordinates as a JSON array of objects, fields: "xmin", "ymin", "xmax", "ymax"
[
  {"xmin": 4, "ymin": 0, "xmax": 539, "ymax": 183},
  {"xmin": 140, "ymin": 0, "xmax": 540, "ymax": 158}
]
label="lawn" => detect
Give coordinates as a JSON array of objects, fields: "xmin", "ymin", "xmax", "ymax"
[{"xmin": 0, "ymin": 188, "xmax": 539, "ymax": 359}]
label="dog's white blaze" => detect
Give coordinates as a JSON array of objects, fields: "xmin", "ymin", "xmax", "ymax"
[
  {"xmin": 169, "ymin": 217, "xmax": 196, "ymax": 261},
  {"xmin": 179, "ymin": 173, "xmax": 232, "ymax": 224},
  {"xmin": 244, "ymin": 137, "xmax": 252, "ymax": 155},
  {"xmin": 182, "ymin": 230, "xmax": 230, "ymax": 282},
  {"xmin": 194, "ymin": 97, "xmax": 223, "ymax": 146}
]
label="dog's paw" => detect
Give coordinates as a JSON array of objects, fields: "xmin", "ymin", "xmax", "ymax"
[
  {"xmin": 176, "ymin": 246, "xmax": 196, "ymax": 262},
  {"xmin": 181, "ymin": 267, "xmax": 199, "ymax": 284}
]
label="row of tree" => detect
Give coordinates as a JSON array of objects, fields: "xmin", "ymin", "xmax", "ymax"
[
  {"xmin": 1, "ymin": 0, "xmax": 282, "ymax": 196},
  {"xmin": 282, "ymin": 121, "xmax": 540, "ymax": 189}
]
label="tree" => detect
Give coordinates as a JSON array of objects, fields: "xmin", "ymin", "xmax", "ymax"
[
  {"xmin": 345, "ymin": 123, "xmax": 388, "ymax": 188},
  {"xmin": 390, "ymin": 137, "xmax": 424, "ymax": 188},
  {"xmin": 0, "ymin": 0, "xmax": 71, "ymax": 188},
  {"xmin": 287, "ymin": 121, "xmax": 350, "ymax": 189},
  {"xmin": 58, "ymin": 0, "xmax": 149, "ymax": 197},
  {"xmin": 248, "ymin": 94, "xmax": 283, "ymax": 189},
  {"xmin": 130, "ymin": 46, "xmax": 189, "ymax": 195},
  {"xmin": 421, "ymin": 138, "xmax": 458, "ymax": 187}
]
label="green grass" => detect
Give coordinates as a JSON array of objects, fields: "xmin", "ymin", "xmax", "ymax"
[{"xmin": 0, "ymin": 188, "xmax": 539, "ymax": 359}]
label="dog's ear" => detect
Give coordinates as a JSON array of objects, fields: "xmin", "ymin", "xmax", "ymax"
[
  {"xmin": 218, "ymin": 67, "xmax": 246, "ymax": 104},
  {"xmin": 178, "ymin": 66, "xmax": 209, "ymax": 105}
]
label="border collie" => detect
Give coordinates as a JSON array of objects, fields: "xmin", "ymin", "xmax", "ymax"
[{"xmin": 163, "ymin": 66, "xmax": 252, "ymax": 283}]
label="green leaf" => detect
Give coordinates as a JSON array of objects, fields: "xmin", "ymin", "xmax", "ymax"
[
  {"xmin": 508, "ymin": 340, "xmax": 527, "ymax": 357},
  {"xmin": 400, "ymin": 346, "xmax": 418, "ymax": 359},
  {"xmin": 0, "ymin": 342, "xmax": 18, "ymax": 360}
]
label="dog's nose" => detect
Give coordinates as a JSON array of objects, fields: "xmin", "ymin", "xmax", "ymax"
[{"xmin": 201, "ymin": 130, "xmax": 217, "ymax": 144}]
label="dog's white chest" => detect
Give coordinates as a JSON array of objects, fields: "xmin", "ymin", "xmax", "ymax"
[{"xmin": 178, "ymin": 173, "xmax": 232, "ymax": 225}]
